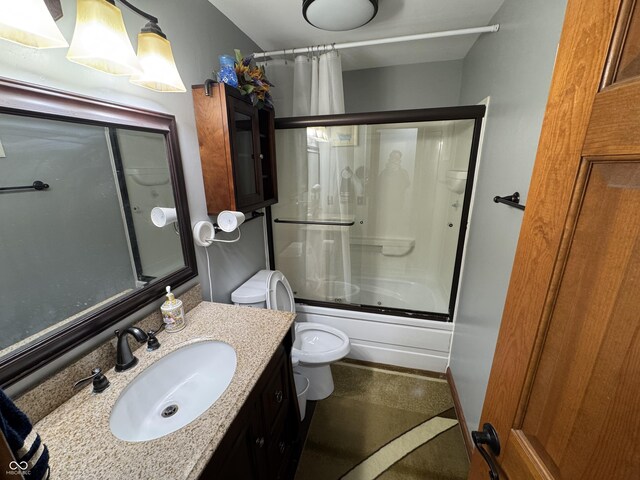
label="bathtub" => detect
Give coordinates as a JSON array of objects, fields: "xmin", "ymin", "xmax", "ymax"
[
  {"xmin": 295, "ymin": 288, "xmax": 453, "ymax": 373},
  {"xmin": 315, "ymin": 276, "xmax": 449, "ymax": 313},
  {"xmin": 353, "ymin": 276, "xmax": 448, "ymax": 313}
]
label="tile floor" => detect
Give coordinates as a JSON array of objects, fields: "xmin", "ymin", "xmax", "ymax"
[{"xmin": 295, "ymin": 362, "xmax": 469, "ymax": 480}]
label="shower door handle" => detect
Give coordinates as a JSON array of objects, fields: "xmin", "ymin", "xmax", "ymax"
[{"xmin": 273, "ymin": 218, "xmax": 355, "ymax": 226}]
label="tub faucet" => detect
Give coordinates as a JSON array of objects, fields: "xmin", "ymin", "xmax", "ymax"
[{"xmin": 115, "ymin": 327, "xmax": 148, "ymax": 372}]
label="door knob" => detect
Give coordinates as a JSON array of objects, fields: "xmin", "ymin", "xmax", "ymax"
[{"xmin": 471, "ymin": 423, "xmax": 501, "ymax": 480}]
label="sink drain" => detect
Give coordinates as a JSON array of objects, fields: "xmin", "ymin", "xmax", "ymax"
[{"xmin": 161, "ymin": 404, "xmax": 179, "ymax": 418}]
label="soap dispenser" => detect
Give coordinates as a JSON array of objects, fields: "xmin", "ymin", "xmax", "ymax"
[{"xmin": 161, "ymin": 286, "xmax": 185, "ymax": 333}]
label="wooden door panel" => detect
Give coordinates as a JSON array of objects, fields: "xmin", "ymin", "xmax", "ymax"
[
  {"xmin": 510, "ymin": 161, "xmax": 640, "ymax": 479},
  {"xmin": 609, "ymin": 0, "xmax": 640, "ymax": 84},
  {"xmin": 501, "ymin": 431, "xmax": 556, "ymax": 480},
  {"xmin": 584, "ymin": 81, "xmax": 640, "ymax": 155}
]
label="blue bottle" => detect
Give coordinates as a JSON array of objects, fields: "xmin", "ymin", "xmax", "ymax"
[{"xmin": 218, "ymin": 54, "xmax": 238, "ymax": 87}]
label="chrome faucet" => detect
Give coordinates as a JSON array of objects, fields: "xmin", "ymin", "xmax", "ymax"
[{"xmin": 114, "ymin": 327, "xmax": 148, "ymax": 372}]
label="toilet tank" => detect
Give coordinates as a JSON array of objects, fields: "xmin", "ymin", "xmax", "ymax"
[{"xmin": 231, "ymin": 270, "xmax": 269, "ymax": 308}]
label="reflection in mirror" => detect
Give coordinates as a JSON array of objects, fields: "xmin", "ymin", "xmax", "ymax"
[{"xmin": 0, "ymin": 115, "xmax": 186, "ymax": 355}]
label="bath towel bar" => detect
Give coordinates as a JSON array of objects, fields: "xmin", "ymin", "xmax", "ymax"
[
  {"xmin": 493, "ymin": 192, "xmax": 525, "ymax": 211},
  {"xmin": 0, "ymin": 180, "xmax": 50, "ymax": 193},
  {"xmin": 274, "ymin": 218, "xmax": 355, "ymax": 226}
]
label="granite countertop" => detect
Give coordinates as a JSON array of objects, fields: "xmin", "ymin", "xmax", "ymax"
[{"xmin": 35, "ymin": 301, "xmax": 296, "ymax": 480}]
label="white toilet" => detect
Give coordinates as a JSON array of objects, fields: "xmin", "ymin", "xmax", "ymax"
[{"xmin": 231, "ymin": 270, "xmax": 351, "ymax": 400}]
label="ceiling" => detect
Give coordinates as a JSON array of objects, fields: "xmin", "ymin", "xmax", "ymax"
[{"xmin": 207, "ymin": 0, "xmax": 506, "ymax": 71}]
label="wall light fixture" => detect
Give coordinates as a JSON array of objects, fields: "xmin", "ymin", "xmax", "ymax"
[
  {"xmin": 67, "ymin": 0, "xmax": 142, "ymax": 75},
  {"xmin": 67, "ymin": 0, "xmax": 186, "ymax": 91},
  {"xmin": 0, "ymin": 0, "xmax": 68, "ymax": 49}
]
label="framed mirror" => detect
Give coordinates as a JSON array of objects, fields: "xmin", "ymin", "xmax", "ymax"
[{"xmin": 0, "ymin": 78, "xmax": 197, "ymax": 387}]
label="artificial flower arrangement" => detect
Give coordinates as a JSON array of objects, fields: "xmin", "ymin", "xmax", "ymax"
[{"xmin": 233, "ymin": 49, "xmax": 274, "ymax": 109}]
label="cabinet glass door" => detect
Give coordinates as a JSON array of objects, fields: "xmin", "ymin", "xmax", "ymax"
[{"xmin": 231, "ymin": 101, "xmax": 262, "ymax": 208}]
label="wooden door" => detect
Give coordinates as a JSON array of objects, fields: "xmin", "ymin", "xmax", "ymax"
[{"xmin": 468, "ymin": 0, "xmax": 640, "ymax": 478}]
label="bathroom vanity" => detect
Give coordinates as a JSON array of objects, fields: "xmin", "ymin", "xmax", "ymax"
[{"xmin": 33, "ymin": 302, "xmax": 301, "ymax": 479}]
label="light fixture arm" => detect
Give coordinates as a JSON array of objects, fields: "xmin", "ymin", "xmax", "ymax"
[{"xmin": 116, "ymin": 0, "xmax": 158, "ymax": 24}]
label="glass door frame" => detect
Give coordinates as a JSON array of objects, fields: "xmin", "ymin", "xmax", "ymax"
[{"xmin": 267, "ymin": 105, "xmax": 486, "ymax": 322}]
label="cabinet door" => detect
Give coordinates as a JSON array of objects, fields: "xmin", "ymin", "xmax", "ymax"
[
  {"xmin": 203, "ymin": 402, "xmax": 265, "ymax": 480},
  {"xmin": 228, "ymin": 97, "xmax": 263, "ymax": 209}
]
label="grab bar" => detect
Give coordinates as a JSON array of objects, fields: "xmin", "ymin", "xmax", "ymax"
[
  {"xmin": 493, "ymin": 192, "xmax": 525, "ymax": 211},
  {"xmin": 274, "ymin": 218, "xmax": 355, "ymax": 226}
]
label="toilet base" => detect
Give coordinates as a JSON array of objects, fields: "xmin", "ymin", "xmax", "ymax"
[{"xmin": 294, "ymin": 363, "xmax": 334, "ymax": 400}]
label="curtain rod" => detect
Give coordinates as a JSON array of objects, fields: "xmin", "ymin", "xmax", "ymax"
[{"xmin": 253, "ymin": 24, "xmax": 499, "ymax": 59}]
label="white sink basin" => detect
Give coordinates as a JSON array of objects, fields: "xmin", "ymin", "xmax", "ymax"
[{"xmin": 109, "ymin": 341, "xmax": 236, "ymax": 442}]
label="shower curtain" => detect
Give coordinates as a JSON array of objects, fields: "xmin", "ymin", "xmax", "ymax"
[{"xmin": 289, "ymin": 51, "xmax": 353, "ymax": 301}]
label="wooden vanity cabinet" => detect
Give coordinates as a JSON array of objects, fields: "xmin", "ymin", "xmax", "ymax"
[
  {"xmin": 199, "ymin": 334, "xmax": 301, "ymax": 480},
  {"xmin": 192, "ymin": 82, "xmax": 278, "ymax": 215}
]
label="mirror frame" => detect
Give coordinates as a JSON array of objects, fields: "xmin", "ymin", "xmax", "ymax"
[{"xmin": 0, "ymin": 77, "xmax": 197, "ymax": 387}]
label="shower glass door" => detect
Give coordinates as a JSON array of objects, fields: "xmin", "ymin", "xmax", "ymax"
[{"xmin": 270, "ymin": 108, "xmax": 483, "ymax": 319}]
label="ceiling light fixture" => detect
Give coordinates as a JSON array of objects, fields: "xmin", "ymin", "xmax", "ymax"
[
  {"xmin": 67, "ymin": 0, "xmax": 185, "ymax": 92},
  {"xmin": 303, "ymin": 0, "xmax": 378, "ymax": 31},
  {"xmin": 0, "ymin": 0, "xmax": 68, "ymax": 49}
]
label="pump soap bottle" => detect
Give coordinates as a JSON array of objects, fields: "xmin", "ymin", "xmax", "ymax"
[{"xmin": 161, "ymin": 286, "xmax": 185, "ymax": 333}]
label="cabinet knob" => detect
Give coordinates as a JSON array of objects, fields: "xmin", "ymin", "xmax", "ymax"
[
  {"xmin": 259, "ymin": 154, "xmax": 264, "ymax": 159},
  {"xmin": 275, "ymin": 390, "xmax": 283, "ymax": 403},
  {"xmin": 255, "ymin": 437, "xmax": 265, "ymax": 448}
]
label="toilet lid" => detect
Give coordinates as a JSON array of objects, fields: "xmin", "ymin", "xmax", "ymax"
[{"xmin": 266, "ymin": 270, "xmax": 295, "ymax": 312}]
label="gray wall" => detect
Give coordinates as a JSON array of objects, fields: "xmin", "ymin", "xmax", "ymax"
[
  {"xmin": 449, "ymin": 0, "xmax": 568, "ymax": 435},
  {"xmin": 342, "ymin": 60, "xmax": 464, "ymax": 113},
  {"xmin": 0, "ymin": 0, "xmax": 266, "ymax": 308}
]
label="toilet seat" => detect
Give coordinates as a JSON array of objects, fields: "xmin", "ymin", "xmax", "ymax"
[
  {"xmin": 292, "ymin": 322, "xmax": 351, "ymax": 364},
  {"xmin": 266, "ymin": 270, "xmax": 295, "ymax": 313}
]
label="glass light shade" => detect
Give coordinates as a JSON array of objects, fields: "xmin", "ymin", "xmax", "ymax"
[
  {"xmin": 66, "ymin": 0, "xmax": 141, "ymax": 76},
  {"xmin": 130, "ymin": 32, "xmax": 186, "ymax": 92},
  {"xmin": 303, "ymin": 0, "xmax": 377, "ymax": 31},
  {"xmin": 0, "ymin": 0, "xmax": 68, "ymax": 48}
]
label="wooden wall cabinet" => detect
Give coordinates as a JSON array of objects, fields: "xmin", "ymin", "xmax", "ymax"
[
  {"xmin": 192, "ymin": 82, "xmax": 278, "ymax": 215},
  {"xmin": 199, "ymin": 337, "xmax": 301, "ymax": 480}
]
